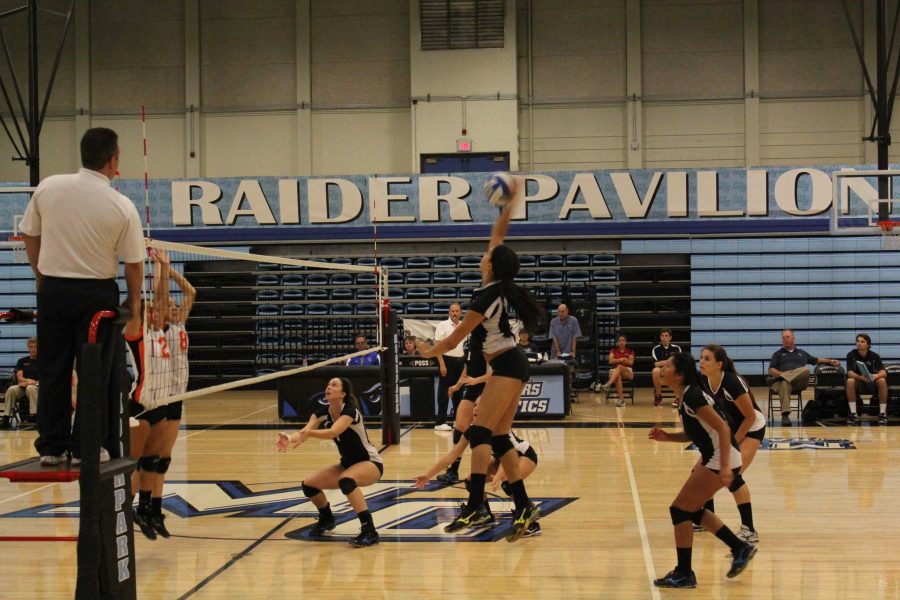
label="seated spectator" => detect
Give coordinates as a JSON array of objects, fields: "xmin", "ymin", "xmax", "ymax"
[
  {"xmin": 518, "ymin": 330, "xmax": 536, "ymax": 353},
  {"xmin": 651, "ymin": 328, "xmax": 682, "ymax": 407},
  {"xmin": 768, "ymin": 329, "xmax": 839, "ymax": 426},
  {"xmin": 598, "ymin": 334, "xmax": 635, "ymax": 407},
  {"xmin": 845, "ymin": 333, "xmax": 889, "ymax": 426},
  {"xmin": 3, "ymin": 337, "xmax": 39, "ymax": 421},
  {"xmin": 402, "ymin": 335, "xmax": 420, "ymax": 356},
  {"xmin": 549, "ymin": 303, "xmax": 581, "ymax": 359},
  {"xmin": 347, "ymin": 333, "xmax": 381, "ymax": 366}
]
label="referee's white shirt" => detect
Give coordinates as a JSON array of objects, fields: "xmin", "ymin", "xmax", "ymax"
[
  {"xmin": 19, "ymin": 168, "xmax": 145, "ymax": 279},
  {"xmin": 434, "ymin": 319, "xmax": 466, "ymax": 358}
]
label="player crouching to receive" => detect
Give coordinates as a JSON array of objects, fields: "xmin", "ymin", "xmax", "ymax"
[
  {"xmin": 648, "ymin": 353, "xmax": 757, "ymax": 588},
  {"xmin": 276, "ymin": 377, "xmax": 384, "ymax": 547}
]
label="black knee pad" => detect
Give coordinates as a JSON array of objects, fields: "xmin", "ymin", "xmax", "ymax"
[
  {"xmin": 338, "ymin": 477, "xmax": 357, "ymax": 495},
  {"xmin": 138, "ymin": 455, "xmax": 159, "ymax": 472},
  {"xmin": 491, "ymin": 434, "xmax": 514, "ymax": 458},
  {"xmin": 301, "ymin": 481, "xmax": 321, "ymax": 498},
  {"xmin": 156, "ymin": 457, "xmax": 172, "ymax": 474},
  {"xmin": 465, "ymin": 424, "xmax": 492, "ymax": 449},
  {"xmin": 728, "ymin": 474, "xmax": 746, "ymax": 493},
  {"xmin": 669, "ymin": 505, "xmax": 694, "ymax": 525}
]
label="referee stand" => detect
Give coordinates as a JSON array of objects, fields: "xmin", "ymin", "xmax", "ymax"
[{"xmin": 0, "ymin": 307, "xmax": 137, "ymax": 600}]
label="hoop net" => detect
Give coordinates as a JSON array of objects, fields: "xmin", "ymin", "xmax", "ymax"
[
  {"xmin": 134, "ymin": 239, "xmax": 388, "ymax": 413},
  {"xmin": 879, "ymin": 221, "xmax": 900, "ymax": 249},
  {"xmin": 7, "ymin": 235, "xmax": 26, "ymax": 264}
]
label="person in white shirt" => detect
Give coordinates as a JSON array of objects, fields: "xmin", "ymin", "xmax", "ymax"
[
  {"xmin": 433, "ymin": 302, "xmax": 466, "ymax": 431},
  {"xmin": 20, "ymin": 127, "xmax": 144, "ymax": 465}
]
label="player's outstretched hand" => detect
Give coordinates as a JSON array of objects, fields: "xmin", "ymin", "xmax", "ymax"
[
  {"xmin": 648, "ymin": 427, "xmax": 669, "ymax": 442},
  {"xmin": 414, "ymin": 474, "xmax": 430, "ymax": 489},
  {"xmin": 276, "ymin": 432, "xmax": 292, "ymax": 452}
]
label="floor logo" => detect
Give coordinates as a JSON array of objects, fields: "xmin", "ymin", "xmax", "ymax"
[
  {"xmin": 2, "ymin": 480, "xmax": 576, "ymax": 542},
  {"xmin": 761, "ymin": 437, "xmax": 855, "ymax": 450}
]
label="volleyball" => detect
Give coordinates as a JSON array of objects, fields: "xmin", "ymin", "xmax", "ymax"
[{"xmin": 484, "ymin": 172, "xmax": 517, "ymax": 207}]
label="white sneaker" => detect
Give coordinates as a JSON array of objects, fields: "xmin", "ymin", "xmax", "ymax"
[
  {"xmin": 434, "ymin": 423, "xmax": 452, "ymax": 432},
  {"xmin": 71, "ymin": 448, "xmax": 111, "ymax": 466},
  {"xmin": 737, "ymin": 525, "xmax": 759, "ymax": 543},
  {"xmin": 39, "ymin": 453, "xmax": 67, "ymax": 466},
  {"xmin": 615, "ymin": 399, "xmax": 626, "ymax": 408},
  {"xmin": 601, "ymin": 383, "xmax": 611, "ymax": 392}
]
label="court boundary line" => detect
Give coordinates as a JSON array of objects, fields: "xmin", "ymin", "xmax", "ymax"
[
  {"xmin": 176, "ymin": 424, "xmax": 415, "ymax": 599},
  {"xmin": 615, "ymin": 407, "xmax": 662, "ymax": 600}
]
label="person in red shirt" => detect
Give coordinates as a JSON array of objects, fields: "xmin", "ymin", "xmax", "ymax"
[{"xmin": 599, "ymin": 334, "xmax": 635, "ymax": 406}]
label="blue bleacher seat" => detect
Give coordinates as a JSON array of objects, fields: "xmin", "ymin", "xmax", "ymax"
[
  {"xmin": 256, "ymin": 320, "xmax": 278, "ymax": 331},
  {"xmin": 283, "ymin": 353, "xmax": 304, "ymax": 365},
  {"xmin": 406, "ymin": 256, "xmax": 431, "ymax": 269},
  {"xmin": 433, "ymin": 287, "xmax": 457, "ymax": 298},
  {"xmin": 459, "ymin": 256, "xmax": 481, "ymax": 269},
  {"xmin": 331, "ymin": 273, "xmax": 353, "ymax": 286},
  {"xmin": 592, "ymin": 269, "xmax": 616, "ymax": 281},
  {"xmin": 331, "ymin": 288, "xmax": 354, "ymax": 300},
  {"xmin": 539, "ymin": 254, "xmax": 563, "ymax": 267},
  {"xmin": 592, "ymin": 254, "xmax": 617, "ymax": 265},
  {"xmin": 433, "ymin": 256, "xmax": 457, "ymax": 269},
  {"xmin": 256, "ymin": 304, "xmax": 279, "ymax": 317},
  {"xmin": 256, "ymin": 336, "xmax": 279, "ymax": 346},
  {"xmin": 405, "ymin": 287, "xmax": 430, "ymax": 299},
  {"xmin": 256, "ymin": 274, "xmax": 279, "ymax": 286},
  {"xmin": 331, "ymin": 303, "xmax": 354, "ymax": 315},
  {"xmin": 283, "ymin": 304, "xmax": 306, "ymax": 316},
  {"xmin": 259, "ymin": 263, "xmax": 280, "ymax": 270},
  {"xmin": 595, "ymin": 285, "xmax": 616, "ymax": 297},
  {"xmin": 388, "ymin": 287, "xmax": 404, "ymax": 299},
  {"xmin": 459, "ymin": 286, "xmax": 476, "ymax": 297},
  {"xmin": 306, "ymin": 353, "xmax": 326, "ymax": 364},
  {"xmin": 282, "ymin": 289, "xmax": 305, "ymax": 301},
  {"xmin": 539, "ymin": 270, "xmax": 563, "ymax": 282},
  {"xmin": 330, "ymin": 257, "xmax": 352, "ymax": 265},
  {"xmin": 356, "ymin": 257, "xmax": 377, "ymax": 267},
  {"xmin": 257, "ymin": 290, "xmax": 279, "ymax": 302},
  {"xmin": 566, "ymin": 254, "xmax": 590, "ymax": 266},
  {"xmin": 282, "ymin": 273, "xmax": 304, "ymax": 286},
  {"xmin": 566, "ymin": 270, "xmax": 590, "ymax": 282},
  {"xmin": 595, "ymin": 300, "xmax": 617, "ymax": 312},
  {"xmin": 387, "ymin": 272, "xmax": 404, "ymax": 285},
  {"xmin": 460, "ymin": 271, "xmax": 482, "ymax": 284},
  {"xmin": 356, "ymin": 272, "xmax": 377, "ymax": 285},
  {"xmin": 433, "ymin": 301, "xmax": 453, "ymax": 313},
  {"xmin": 281, "ymin": 335, "xmax": 304, "ymax": 346},
  {"xmin": 306, "ymin": 288, "xmax": 329, "ymax": 300},
  {"xmin": 432, "ymin": 271, "xmax": 458, "ymax": 284},
  {"xmin": 514, "ymin": 271, "xmax": 537, "ymax": 283},
  {"xmin": 356, "ymin": 288, "xmax": 377, "ymax": 300},
  {"xmin": 305, "ymin": 273, "xmax": 327, "ymax": 287},
  {"xmin": 519, "ymin": 255, "xmax": 537, "ymax": 267},
  {"xmin": 406, "ymin": 272, "xmax": 431, "ymax": 285},
  {"xmin": 380, "ymin": 257, "xmax": 404, "ymax": 269},
  {"xmin": 255, "ymin": 368, "xmax": 277, "ymax": 377},
  {"xmin": 405, "ymin": 302, "xmax": 430, "ymax": 315},
  {"xmin": 357, "ymin": 303, "xmax": 377, "ymax": 315}
]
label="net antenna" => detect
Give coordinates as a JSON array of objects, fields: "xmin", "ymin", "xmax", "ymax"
[{"xmin": 831, "ymin": 169, "xmax": 900, "ymax": 235}]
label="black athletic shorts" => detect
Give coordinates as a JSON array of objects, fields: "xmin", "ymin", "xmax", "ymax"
[
  {"xmin": 340, "ymin": 459, "xmax": 384, "ymax": 476},
  {"xmin": 745, "ymin": 426, "xmax": 766, "ymax": 442},
  {"xmin": 523, "ymin": 446, "xmax": 538, "ymax": 465},
  {"xmin": 489, "ymin": 347, "xmax": 530, "ymax": 382},
  {"xmin": 463, "ymin": 383, "xmax": 485, "ymax": 401},
  {"xmin": 139, "ymin": 406, "xmax": 167, "ymax": 425},
  {"xmin": 166, "ymin": 401, "xmax": 183, "ymax": 421}
]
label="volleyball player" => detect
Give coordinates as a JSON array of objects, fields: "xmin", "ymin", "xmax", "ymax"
[
  {"xmin": 437, "ymin": 338, "xmax": 487, "ymax": 483},
  {"xmin": 418, "ymin": 187, "xmax": 544, "ymax": 542},
  {"xmin": 648, "ymin": 353, "xmax": 757, "ymax": 588},
  {"xmin": 144, "ymin": 249, "xmax": 196, "ymax": 538},
  {"xmin": 277, "ymin": 377, "xmax": 384, "ymax": 547},
  {"xmin": 698, "ymin": 344, "xmax": 763, "ymax": 543}
]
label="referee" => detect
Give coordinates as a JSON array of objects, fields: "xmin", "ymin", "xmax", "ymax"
[
  {"xmin": 21, "ymin": 127, "xmax": 145, "ymax": 465},
  {"xmin": 433, "ymin": 302, "xmax": 466, "ymax": 431}
]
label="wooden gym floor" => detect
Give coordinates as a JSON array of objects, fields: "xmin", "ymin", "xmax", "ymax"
[{"xmin": 1, "ymin": 388, "xmax": 898, "ymax": 599}]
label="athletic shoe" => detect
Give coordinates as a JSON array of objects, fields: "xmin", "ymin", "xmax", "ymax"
[
  {"xmin": 506, "ymin": 502, "xmax": 541, "ymax": 542},
  {"xmin": 727, "ymin": 543, "xmax": 758, "ymax": 578},
  {"xmin": 737, "ymin": 524, "xmax": 759, "ymax": 543},
  {"xmin": 150, "ymin": 513, "xmax": 171, "ymax": 538},
  {"xmin": 879, "ymin": 413, "xmax": 888, "ymax": 425},
  {"xmin": 847, "ymin": 413, "xmax": 859, "ymax": 426},
  {"xmin": 133, "ymin": 506, "xmax": 157, "ymax": 541},
  {"xmin": 437, "ymin": 469, "xmax": 459, "ymax": 484},
  {"xmin": 615, "ymin": 398, "xmax": 626, "ymax": 407},
  {"xmin": 600, "ymin": 382, "xmax": 611, "ymax": 392},
  {"xmin": 671, "ymin": 400, "xmax": 680, "ymax": 408},
  {"xmin": 444, "ymin": 503, "xmax": 493, "ymax": 533},
  {"xmin": 692, "ymin": 523, "xmax": 706, "ymax": 533},
  {"xmin": 654, "ymin": 395, "xmax": 663, "ymax": 406},
  {"xmin": 434, "ymin": 423, "xmax": 452, "ymax": 432},
  {"xmin": 349, "ymin": 527, "xmax": 379, "ymax": 548},
  {"xmin": 39, "ymin": 453, "xmax": 67, "ymax": 466},
  {"xmin": 309, "ymin": 517, "xmax": 336, "ymax": 536},
  {"xmin": 781, "ymin": 414, "xmax": 792, "ymax": 426},
  {"xmin": 653, "ymin": 569, "xmax": 697, "ymax": 588},
  {"xmin": 71, "ymin": 447, "xmax": 111, "ymax": 466},
  {"xmin": 522, "ymin": 521, "xmax": 542, "ymax": 537}
]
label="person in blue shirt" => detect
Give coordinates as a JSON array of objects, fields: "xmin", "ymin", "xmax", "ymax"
[{"xmin": 347, "ymin": 333, "xmax": 380, "ymax": 366}]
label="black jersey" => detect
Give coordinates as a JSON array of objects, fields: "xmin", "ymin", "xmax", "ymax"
[
  {"xmin": 651, "ymin": 343, "xmax": 682, "ymax": 362},
  {"xmin": 679, "ymin": 384, "xmax": 741, "ymax": 468},
  {"xmin": 468, "ymin": 281, "xmax": 516, "ymax": 355},
  {"xmin": 314, "ymin": 402, "xmax": 382, "ymax": 467},
  {"xmin": 701, "ymin": 372, "xmax": 765, "ymax": 433},
  {"xmin": 846, "ymin": 349, "xmax": 884, "ymax": 379}
]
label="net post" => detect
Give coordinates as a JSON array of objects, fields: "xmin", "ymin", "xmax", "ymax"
[{"xmin": 381, "ymin": 302, "xmax": 400, "ymax": 446}]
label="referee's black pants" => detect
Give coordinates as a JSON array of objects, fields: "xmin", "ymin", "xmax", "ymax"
[
  {"xmin": 435, "ymin": 356, "xmax": 465, "ymax": 426},
  {"xmin": 35, "ymin": 277, "xmax": 121, "ymax": 458}
]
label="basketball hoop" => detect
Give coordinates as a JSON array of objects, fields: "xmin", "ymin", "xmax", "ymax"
[
  {"xmin": 7, "ymin": 235, "xmax": 27, "ymax": 264},
  {"xmin": 879, "ymin": 221, "xmax": 900, "ymax": 249}
]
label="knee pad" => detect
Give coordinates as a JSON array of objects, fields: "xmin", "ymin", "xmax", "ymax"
[
  {"xmin": 464, "ymin": 425, "xmax": 492, "ymax": 449},
  {"xmin": 155, "ymin": 457, "xmax": 172, "ymax": 474},
  {"xmin": 669, "ymin": 505, "xmax": 694, "ymax": 525},
  {"xmin": 138, "ymin": 455, "xmax": 159, "ymax": 472},
  {"xmin": 338, "ymin": 477, "xmax": 357, "ymax": 495},
  {"xmin": 728, "ymin": 474, "xmax": 746, "ymax": 493},
  {"xmin": 301, "ymin": 481, "xmax": 321, "ymax": 498},
  {"xmin": 491, "ymin": 434, "xmax": 515, "ymax": 458}
]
